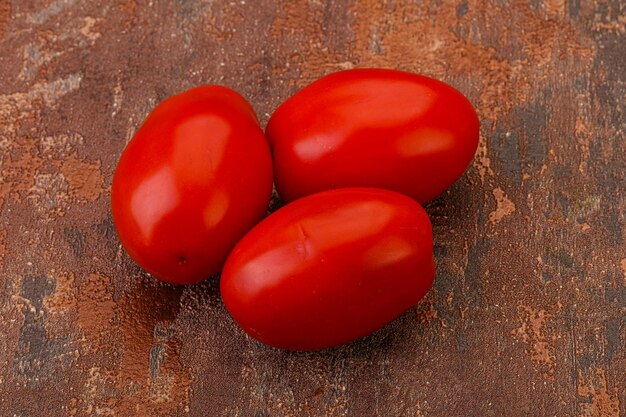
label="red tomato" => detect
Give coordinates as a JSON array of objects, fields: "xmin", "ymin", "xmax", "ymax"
[
  {"xmin": 221, "ymin": 188, "xmax": 435, "ymax": 350},
  {"xmin": 111, "ymin": 86, "xmax": 273, "ymax": 285},
  {"xmin": 266, "ymin": 69, "xmax": 479, "ymax": 204}
]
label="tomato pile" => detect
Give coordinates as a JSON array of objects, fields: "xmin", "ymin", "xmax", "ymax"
[{"xmin": 112, "ymin": 69, "xmax": 479, "ymax": 350}]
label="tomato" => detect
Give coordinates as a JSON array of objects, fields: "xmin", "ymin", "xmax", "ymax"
[
  {"xmin": 266, "ymin": 68, "xmax": 479, "ymax": 204},
  {"xmin": 220, "ymin": 188, "xmax": 435, "ymax": 350},
  {"xmin": 111, "ymin": 86, "xmax": 273, "ymax": 285}
]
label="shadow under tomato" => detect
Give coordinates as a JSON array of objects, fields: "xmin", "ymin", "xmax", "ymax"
[{"xmin": 424, "ymin": 170, "xmax": 481, "ymax": 233}]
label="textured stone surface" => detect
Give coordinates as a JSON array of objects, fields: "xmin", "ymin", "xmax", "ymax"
[{"xmin": 0, "ymin": 1, "xmax": 624, "ymax": 416}]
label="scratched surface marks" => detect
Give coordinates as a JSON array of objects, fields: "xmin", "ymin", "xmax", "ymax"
[{"xmin": 0, "ymin": 0, "xmax": 624, "ymax": 416}]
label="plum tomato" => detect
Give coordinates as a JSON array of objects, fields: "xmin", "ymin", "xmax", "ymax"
[
  {"xmin": 111, "ymin": 85, "xmax": 273, "ymax": 285},
  {"xmin": 266, "ymin": 68, "xmax": 480, "ymax": 204},
  {"xmin": 220, "ymin": 188, "xmax": 435, "ymax": 350}
]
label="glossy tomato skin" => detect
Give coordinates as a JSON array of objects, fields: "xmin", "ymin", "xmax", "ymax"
[
  {"xmin": 221, "ymin": 188, "xmax": 435, "ymax": 351},
  {"xmin": 111, "ymin": 86, "xmax": 273, "ymax": 285},
  {"xmin": 266, "ymin": 69, "xmax": 480, "ymax": 204}
]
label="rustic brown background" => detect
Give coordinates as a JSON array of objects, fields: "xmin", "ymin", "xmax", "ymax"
[{"xmin": 0, "ymin": 0, "xmax": 624, "ymax": 416}]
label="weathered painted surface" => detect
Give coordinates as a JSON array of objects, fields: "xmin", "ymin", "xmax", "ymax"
[{"xmin": 0, "ymin": 1, "xmax": 623, "ymax": 416}]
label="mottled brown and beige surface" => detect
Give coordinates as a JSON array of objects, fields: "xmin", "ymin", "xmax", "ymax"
[{"xmin": 0, "ymin": 0, "xmax": 624, "ymax": 416}]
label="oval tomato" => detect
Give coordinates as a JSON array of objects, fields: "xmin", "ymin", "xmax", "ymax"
[
  {"xmin": 220, "ymin": 188, "xmax": 435, "ymax": 350},
  {"xmin": 266, "ymin": 68, "xmax": 480, "ymax": 204},
  {"xmin": 112, "ymin": 86, "xmax": 273, "ymax": 285}
]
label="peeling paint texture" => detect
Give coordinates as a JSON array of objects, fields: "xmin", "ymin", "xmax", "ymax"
[{"xmin": 0, "ymin": 1, "xmax": 624, "ymax": 416}]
